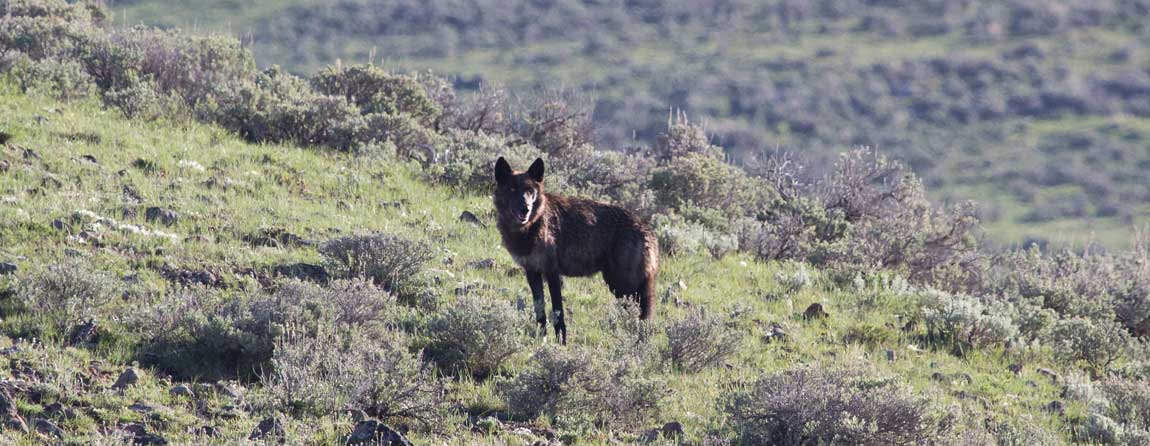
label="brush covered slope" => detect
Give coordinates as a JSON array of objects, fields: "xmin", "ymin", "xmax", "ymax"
[
  {"xmin": 3, "ymin": 1, "xmax": 1150, "ymax": 445},
  {"xmin": 116, "ymin": 0, "xmax": 1150, "ymax": 249}
]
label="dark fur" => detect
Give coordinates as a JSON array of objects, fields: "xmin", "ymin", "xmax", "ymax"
[{"xmin": 493, "ymin": 157, "xmax": 658, "ymax": 344}]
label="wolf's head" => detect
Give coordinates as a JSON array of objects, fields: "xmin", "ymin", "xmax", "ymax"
[{"xmin": 493, "ymin": 157, "xmax": 545, "ymax": 228}]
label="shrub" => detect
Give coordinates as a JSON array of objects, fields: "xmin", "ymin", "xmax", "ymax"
[
  {"xmin": 261, "ymin": 320, "xmax": 448, "ymax": 429},
  {"xmin": 1050, "ymin": 317, "xmax": 1130, "ymax": 375},
  {"xmin": 651, "ymin": 115, "xmax": 723, "ymax": 164},
  {"xmin": 19, "ymin": 259, "xmax": 120, "ymax": 337},
  {"xmin": 202, "ymin": 68, "xmax": 365, "ymax": 151},
  {"xmin": 724, "ymin": 367, "xmax": 940, "ymax": 446},
  {"xmin": 649, "ymin": 153, "xmax": 774, "ymax": 218},
  {"xmin": 424, "ymin": 295, "xmax": 528, "ymax": 379},
  {"xmin": 664, "ymin": 308, "xmax": 742, "ymax": 373},
  {"xmin": 319, "ymin": 233, "xmax": 434, "ymax": 293},
  {"xmin": 311, "ymin": 65, "xmax": 441, "ymax": 124},
  {"xmin": 734, "ymin": 197, "xmax": 848, "ymax": 262},
  {"xmin": 506, "ymin": 88, "xmax": 595, "ymax": 158},
  {"xmin": 652, "ymin": 213, "xmax": 738, "ymax": 259},
  {"xmin": 820, "ymin": 150, "xmax": 982, "ymax": 289},
  {"xmin": 922, "ymin": 290, "xmax": 1018, "ymax": 355},
  {"xmin": 276, "ymin": 278, "xmax": 396, "ymax": 327},
  {"xmin": 501, "ymin": 345, "xmax": 663, "ymax": 429},
  {"xmin": 8, "ymin": 56, "xmax": 95, "ymax": 100}
]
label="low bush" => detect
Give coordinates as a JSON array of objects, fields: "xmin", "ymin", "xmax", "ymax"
[
  {"xmin": 723, "ymin": 367, "xmax": 940, "ymax": 446},
  {"xmin": 664, "ymin": 308, "xmax": 742, "ymax": 373},
  {"xmin": 18, "ymin": 259, "xmax": 121, "ymax": 337},
  {"xmin": 261, "ymin": 320, "xmax": 448, "ymax": 429},
  {"xmin": 652, "ymin": 213, "xmax": 738, "ymax": 259},
  {"xmin": 501, "ymin": 345, "xmax": 663, "ymax": 429},
  {"xmin": 424, "ymin": 295, "xmax": 528, "ymax": 379},
  {"xmin": 319, "ymin": 233, "xmax": 434, "ymax": 294},
  {"xmin": 921, "ymin": 290, "xmax": 1018, "ymax": 355},
  {"xmin": 1050, "ymin": 317, "xmax": 1131, "ymax": 375},
  {"xmin": 311, "ymin": 65, "xmax": 441, "ymax": 124}
]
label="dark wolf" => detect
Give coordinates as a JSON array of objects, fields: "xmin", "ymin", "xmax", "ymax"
[{"xmin": 493, "ymin": 157, "xmax": 658, "ymax": 344}]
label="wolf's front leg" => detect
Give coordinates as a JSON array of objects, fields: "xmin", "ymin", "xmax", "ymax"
[
  {"xmin": 546, "ymin": 272, "xmax": 567, "ymax": 345},
  {"xmin": 525, "ymin": 270, "xmax": 547, "ymax": 335}
]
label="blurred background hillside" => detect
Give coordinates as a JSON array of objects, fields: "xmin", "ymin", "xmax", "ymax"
[{"xmin": 113, "ymin": 0, "xmax": 1150, "ymax": 249}]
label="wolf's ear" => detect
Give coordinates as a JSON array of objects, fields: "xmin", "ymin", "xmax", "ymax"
[
  {"xmin": 527, "ymin": 158, "xmax": 545, "ymax": 182},
  {"xmin": 495, "ymin": 157, "xmax": 512, "ymax": 185}
]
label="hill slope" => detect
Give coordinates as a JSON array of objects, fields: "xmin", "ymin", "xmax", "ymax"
[
  {"xmin": 0, "ymin": 81, "xmax": 1073, "ymax": 445},
  {"xmin": 115, "ymin": 0, "xmax": 1150, "ymax": 248}
]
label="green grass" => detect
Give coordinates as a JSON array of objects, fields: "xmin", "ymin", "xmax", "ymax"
[{"xmin": 0, "ymin": 86, "xmax": 1091, "ymax": 444}]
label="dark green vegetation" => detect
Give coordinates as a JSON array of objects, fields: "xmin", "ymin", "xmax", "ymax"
[
  {"xmin": 116, "ymin": 0, "xmax": 1150, "ymax": 248},
  {"xmin": 2, "ymin": 0, "xmax": 1150, "ymax": 444}
]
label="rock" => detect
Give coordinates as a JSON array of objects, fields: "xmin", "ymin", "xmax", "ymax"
[
  {"xmin": 661, "ymin": 421, "xmax": 684, "ymax": 439},
  {"xmin": 1045, "ymin": 400, "xmax": 1064, "ymax": 415},
  {"xmin": 0, "ymin": 262, "xmax": 16, "ymax": 275},
  {"xmin": 0, "ymin": 132, "xmax": 10, "ymax": 145},
  {"xmin": 459, "ymin": 211, "xmax": 484, "ymax": 227},
  {"xmin": 885, "ymin": 349, "xmax": 897, "ymax": 362},
  {"xmin": 79, "ymin": 155, "xmax": 98, "ymax": 164},
  {"xmin": 0, "ymin": 160, "xmax": 8, "ymax": 173},
  {"xmin": 3, "ymin": 417, "xmax": 27, "ymax": 433},
  {"xmin": 273, "ymin": 263, "xmax": 331, "ymax": 284},
  {"xmin": 466, "ymin": 258, "xmax": 497, "ymax": 269},
  {"xmin": 128, "ymin": 402, "xmax": 155, "ymax": 413},
  {"xmin": 0, "ymin": 388, "xmax": 17, "ymax": 418},
  {"xmin": 763, "ymin": 324, "xmax": 788, "ymax": 343},
  {"xmin": 169, "ymin": 384, "xmax": 194, "ymax": 398},
  {"xmin": 112, "ymin": 368, "xmax": 140, "ymax": 390},
  {"xmin": 122, "ymin": 186, "xmax": 144, "ymax": 205},
  {"xmin": 51, "ymin": 219, "xmax": 68, "ymax": 231},
  {"xmin": 218, "ymin": 383, "xmax": 245, "ymax": 399},
  {"xmin": 1036, "ymin": 367, "xmax": 1059, "ymax": 383},
  {"xmin": 249, "ymin": 417, "xmax": 284, "ymax": 440},
  {"xmin": 347, "ymin": 419, "xmax": 412, "ymax": 445},
  {"xmin": 122, "ymin": 422, "xmax": 168, "ymax": 445},
  {"xmin": 475, "ymin": 416, "xmax": 503, "ymax": 434},
  {"xmin": 803, "ymin": 303, "xmax": 829, "ymax": 320},
  {"xmin": 34, "ymin": 418, "xmax": 64, "ymax": 438},
  {"xmin": 69, "ymin": 319, "xmax": 98, "ymax": 346},
  {"xmin": 44, "ymin": 402, "xmax": 76, "ymax": 420},
  {"xmin": 145, "ymin": 207, "xmax": 179, "ymax": 226}
]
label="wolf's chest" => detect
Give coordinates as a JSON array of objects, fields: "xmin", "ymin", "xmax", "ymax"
[{"xmin": 511, "ymin": 246, "xmax": 551, "ymax": 271}]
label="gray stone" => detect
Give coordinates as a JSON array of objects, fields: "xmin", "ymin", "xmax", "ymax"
[
  {"xmin": 169, "ymin": 384, "xmax": 194, "ymax": 398},
  {"xmin": 145, "ymin": 207, "xmax": 179, "ymax": 226},
  {"xmin": 347, "ymin": 419, "xmax": 412, "ymax": 446},
  {"xmin": 34, "ymin": 418, "xmax": 64, "ymax": 438},
  {"xmin": 112, "ymin": 368, "xmax": 140, "ymax": 390},
  {"xmin": 249, "ymin": 417, "xmax": 284, "ymax": 440}
]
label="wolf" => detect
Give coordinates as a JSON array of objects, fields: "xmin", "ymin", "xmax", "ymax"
[{"xmin": 493, "ymin": 157, "xmax": 658, "ymax": 344}]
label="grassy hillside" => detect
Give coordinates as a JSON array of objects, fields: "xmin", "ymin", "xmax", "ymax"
[
  {"xmin": 0, "ymin": 73, "xmax": 1074, "ymax": 446},
  {"xmin": 6, "ymin": 2, "xmax": 1150, "ymax": 445},
  {"xmin": 113, "ymin": 0, "xmax": 1150, "ymax": 249}
]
